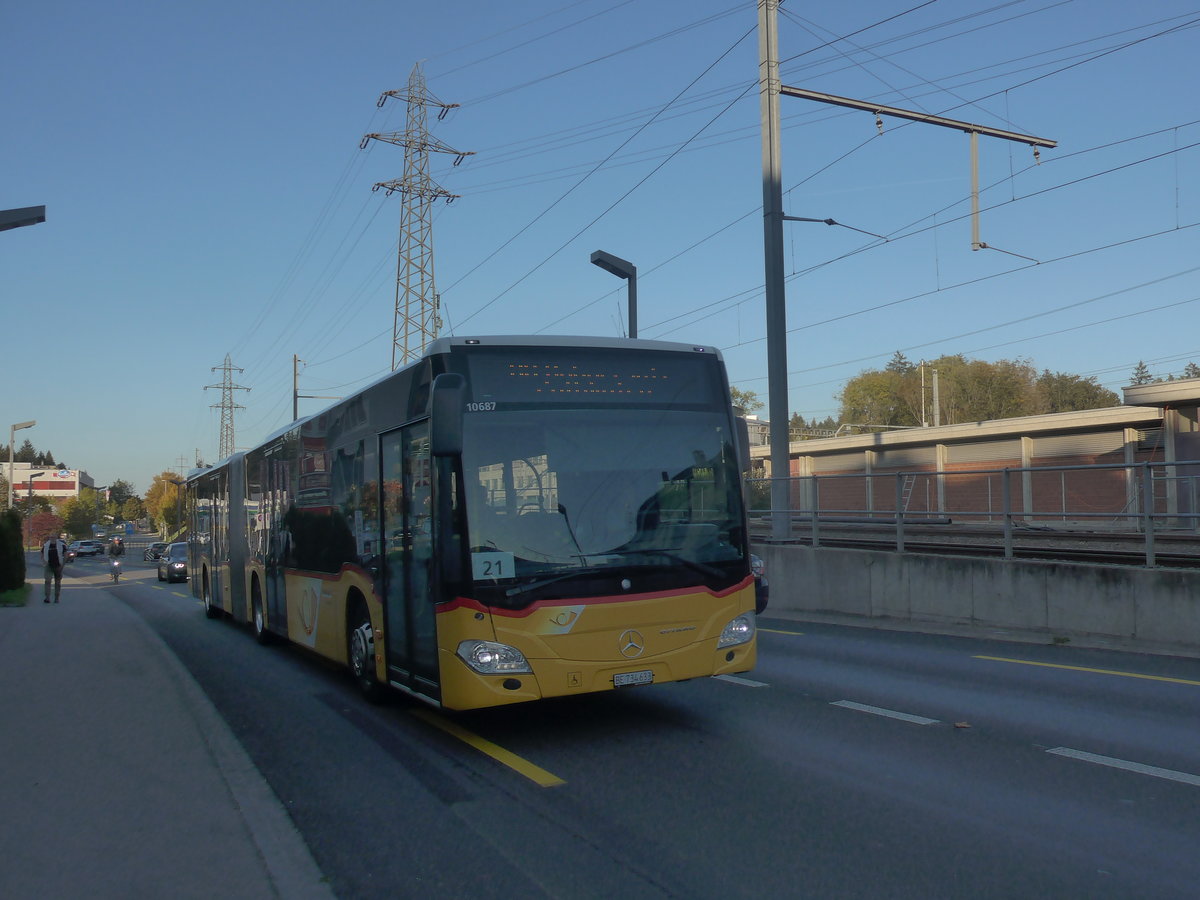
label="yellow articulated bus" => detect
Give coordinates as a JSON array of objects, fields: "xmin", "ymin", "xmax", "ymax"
[{"xmin": 187, "ymin": 335, "xmax": 759, "ymax": 711}]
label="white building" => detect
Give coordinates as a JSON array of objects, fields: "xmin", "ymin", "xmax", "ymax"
[{"xmin": 7, "ymin": 462, "xmax": 96, "ymax": 502}]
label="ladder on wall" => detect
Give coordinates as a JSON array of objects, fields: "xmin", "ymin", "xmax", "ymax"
[{"xmin": 900, "ymin": 474, "xmax": 917, "ymax": 512}]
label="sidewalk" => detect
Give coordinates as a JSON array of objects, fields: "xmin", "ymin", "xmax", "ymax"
[{"xmin": 0, "ymin": 554, "xmax": 333, "ymax": 899}]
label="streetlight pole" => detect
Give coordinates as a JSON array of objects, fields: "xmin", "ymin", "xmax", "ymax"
[
  {"xmin": 7, "ymin": 419, "xmax": 36, "ymax": 511},
  {"xmin": 590, "ymin": 250, "xmax": 638, "ymax": 339}
]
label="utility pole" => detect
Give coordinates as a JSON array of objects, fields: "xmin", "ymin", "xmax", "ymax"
[
  {"xmin": 292, "ymin": 354, "xmax": 341, "ymax": 421},
  {"xmin": 759, "ymin": 0, "xmax": 791, "ymax": 541},
  {"xmin": 205, "ymin": 354, "xmax": 250, "ymax": 462},
  {"xmin": 756, "ymin": 0, "xmax": 1055, "ymax": 540},
  {"xmin": 361, "ymin": 62, "xmax": 473, "ymax": 370}
]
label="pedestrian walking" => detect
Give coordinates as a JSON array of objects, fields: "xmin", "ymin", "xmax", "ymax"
[{"xmin": 42, "ymin": 534, "xmax": 67, "ymax": 603}]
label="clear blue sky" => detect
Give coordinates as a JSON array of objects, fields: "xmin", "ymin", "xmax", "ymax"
[{"xmin": 4, "ymin": 0, "xmax": 1198, "ymax": 494}]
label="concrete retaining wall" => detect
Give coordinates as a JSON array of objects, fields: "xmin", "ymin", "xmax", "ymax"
[{"xmin": 752, "ymin": 543, "xmax": 1200, "ymax": 651}]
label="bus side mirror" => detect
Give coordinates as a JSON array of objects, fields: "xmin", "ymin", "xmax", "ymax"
[
  {"xmin": 431, "ymin": 373, "xmax": 466, "ymax": 457},
  {"xmin": 735, "ymin": 412, "xmax": 751, "ymax": 473}
]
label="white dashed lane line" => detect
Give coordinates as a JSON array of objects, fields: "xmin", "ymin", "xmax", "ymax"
[
  {"xmin": 1047, "ymin": 748, "xmax": 1200, "ymax": 787},
  {"xmin": 831, "ymin": 700, "xmax": 940, "ymax": 726},
  {"xmin": 714, "ymin": 674, "xmax": 769, "ymax": 687}
]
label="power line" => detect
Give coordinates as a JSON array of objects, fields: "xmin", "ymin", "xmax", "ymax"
[
  {"xmin": 457, "ymin": 5, "xmax": 744, "ymax": 107},
  {"xmin": 449, "ymin": 22, "xmax": 756, "ymax": 329},
  {"xmin": 657, "ymin": 133, "xmax": 1200, "ymax": 343},
  {"xmin": 430, "ymin": 0, "xmax": 640, "ymax": 78}
]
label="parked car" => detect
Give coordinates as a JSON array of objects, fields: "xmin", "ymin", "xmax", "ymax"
[
  {"xmin": 74, "ymin": 540, "xmax": 105, "ymax": 557},
  {"xmin": 157, "ymin": 542, "xmax": 189, "ymax": 583},
  {"xmin": 143, "ymin": 541, "xmax": 169, "ymax": 561}
]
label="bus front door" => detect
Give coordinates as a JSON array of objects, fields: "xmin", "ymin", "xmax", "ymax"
[{"xmin": 380, "ymin": 423, "xmax": 441, "ymax": 703}]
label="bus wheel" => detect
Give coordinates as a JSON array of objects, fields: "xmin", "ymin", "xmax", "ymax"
[
  {"xmin": 252, "ymin": 581, "xmax": 271, "ymax": 645},
  {"xmin": 348, "ymin": 603, "xmax": 383, "ymax": 703},
  {"xmin": 203, "ymin": 569, "xmax": 219, "ymax": 619}
]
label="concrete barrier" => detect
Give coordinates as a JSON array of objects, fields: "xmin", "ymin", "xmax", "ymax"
[{"xmin": 752, "ymin": 543, "xmax": 1200, "ymax": 652}]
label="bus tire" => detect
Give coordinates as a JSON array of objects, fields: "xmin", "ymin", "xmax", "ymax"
[
  {"xmin": 252, "ymin": 579, "xmax": 271, "ymax": 645},
  {"xmin": 348, "ymin": 599, "xmax": 383, "ymax": 703},
  {"xmin": 203, "ymin": 568, "xmax": 220, "ymax": 619}
]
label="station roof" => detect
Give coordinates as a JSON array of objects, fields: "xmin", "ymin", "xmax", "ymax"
[
  {"xmin": 749, "ymin": 404, "xmax": 1165, "ymax": 460},
  {"xmin": 1122, "ymin": 378, "xmax": 1200, "ymax": 409}
]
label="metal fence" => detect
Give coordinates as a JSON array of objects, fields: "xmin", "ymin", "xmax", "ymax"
[{"xmin": 746, "ymin": 459, "xmax": 1200, "ymax": 564}]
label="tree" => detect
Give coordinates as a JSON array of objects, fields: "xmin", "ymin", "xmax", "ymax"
[
  {"xmin": 730, "ymin": 387, "xmax": 763, "ymax": 414},
  {"xmin": 885, "ymin": 351, "xmax": 914, "ymax": 375},
  {"xmin": 59, "ymin": 497, "xmax": 96, "ymax": 539},
  {"xmin": 1033, "ymin": 371, "xmax": 1119, "ymax": 414},
  {"xmin": 1184, "ymin": 362, "xmax": 1200, "ymax": 379},
  {"xmin": 936, "ymin": 356, "xmax": 1036, "ymax": 423},
  {"xmin": 14, "ymin": 439, "xmax": 36, "ymax": 463},
  {"xmin": 145, "ymin": 471, "xmax": 185, "ymax": 532},
  {"xmin": 838, "ymin": 369, "xmax": 918, "ymax": 427},
  {"xmin": 790, "ymin": 411, "xmax": 839, "ymax": 438},
  {"xmin": 0, "ymin": 508, "xmax": 24, "ymax": 590},
  {"xmin": 1130, "ymin": 361, "xmax": 1153, "ymax": 385},
  {"xmin": 108, "ymin": 479, "xmax": 137, "ymax": 508},
  {"xmin": 122, "ymin": 497, "xmax": 146, "ymax": 523},
  {"xmin": 30, "ymin": 510, "xmax": 65, "ymax": 547},
  {"xmin": 839, "ymin": 353, "xmax": 1117, "ymax": 428}
]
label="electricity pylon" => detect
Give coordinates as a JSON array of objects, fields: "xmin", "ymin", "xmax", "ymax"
[
  {"xmin": 361, "ymin": 62, "xmax": 473, "ymax": 369},
  {"xmin": 205, "ymin": 354, "xmax": 250, "ymax": 461}
]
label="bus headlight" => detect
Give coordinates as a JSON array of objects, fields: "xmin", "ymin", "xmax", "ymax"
[
  {"xmin": 456, "ymin": 640, "xmax": 533, "ymax": 675},
  {"xmin": 717, "ymin": 613, "xmax": 756, "ymax": 649}
]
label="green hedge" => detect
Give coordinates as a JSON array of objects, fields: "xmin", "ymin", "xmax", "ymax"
[{"xmin": 0, "ymin": 508, "xmax": 25, "ymax": 591}]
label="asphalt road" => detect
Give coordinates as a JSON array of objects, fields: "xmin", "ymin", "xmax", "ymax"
[{"xmin": 90, "ymin": 552, "xmax": 1200, "ymax": 899}]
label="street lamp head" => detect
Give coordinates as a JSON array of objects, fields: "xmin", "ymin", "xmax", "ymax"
[
  {"xmin": 12, "ymin": 420, "xmax": 36, "ymax": 432},
  {"xmin": 590, "ymin": 249, "xmax": 639, "ymax": 339},
  {"xmin": 590, "ymin": 250, "xmax": 635, "ymax": 280}
]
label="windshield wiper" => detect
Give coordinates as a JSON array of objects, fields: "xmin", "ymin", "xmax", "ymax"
[
  {"xmin": 504, "ymin": 567, "xmax": 602, "ymax": 599},
  {"xmin": 609, "ymin": 549, "xmax": 725, "ymax": 580}
]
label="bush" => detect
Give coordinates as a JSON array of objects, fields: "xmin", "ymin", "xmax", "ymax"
[{"xmin": 0, "ymin": 508, "xmax": 25, "ymax": 591}]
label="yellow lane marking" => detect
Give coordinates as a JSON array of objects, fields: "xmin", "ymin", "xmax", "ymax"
[
  {"xmin": 975, "ymin": 655, "xmax": 1200, "ymax": 687},
  {"xmin": 759, "ymin": 627, "xmax": 804, "ymax": 635},
  {"xmin": 410, "ymin": 708, "xmax": 566, "ymax": 787}
]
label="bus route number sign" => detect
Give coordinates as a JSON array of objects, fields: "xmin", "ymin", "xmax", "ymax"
[{"xmin": 472, "ymin": 551, "xmax": 514, "ymax": 581}]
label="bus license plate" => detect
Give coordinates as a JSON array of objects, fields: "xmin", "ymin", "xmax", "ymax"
[{"xmin": 614, "ymin": 669, "xmax": 653, "ymax": 687}]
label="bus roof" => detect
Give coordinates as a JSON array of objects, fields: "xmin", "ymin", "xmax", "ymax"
[
  {"xmin": 189, "ymin": 336, "xmax": 726, "ymax": 480},
  {"xmin": 427, "ymin": 334, "xmax": 723, "ymax": 360}
]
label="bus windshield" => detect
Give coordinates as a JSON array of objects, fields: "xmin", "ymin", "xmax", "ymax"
[{"xmin": 462, "ymin": 405, "xmax": 745, "ymax": 605}]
